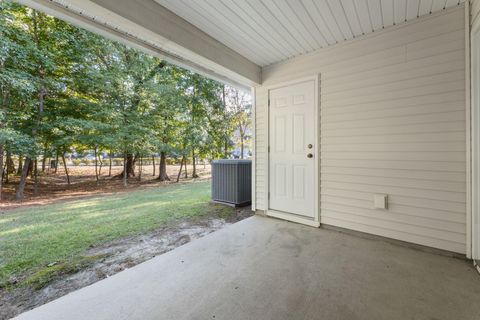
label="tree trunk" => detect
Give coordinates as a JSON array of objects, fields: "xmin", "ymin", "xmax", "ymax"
[
  {"xmin": 240, "ymin": 135, "xmax": 244, "ymax": 159},
  {"xmin": 6, "ymin": 151, "xmax": 14, "ymax": 175},
  {"xmin": 184, "ymin": 157, "xmax": 188, "ymax": 178},
  {"xmin": 40, "ymin": 145, "xmax": 47, "ymax": 173},
  {"xmin": 108, "ymin": 152, "xmax": 112, "ymax": 177},
  {"xmin": 127, "ymin": 154, "xmax": 136, "ymax": 177},
  {"xmin": 0, "ymin": 145, "xmax": 4, "ymax": 200},
  {"xmin": 152, "ymin": 155, "xmax": 156, "ymax": 176},
  {"xmin": 6, "ymin": 151, "xmax": 14, "ymax": 183},
  {"xmin": 98, "ymin": 155, "xmax": 103, "ymax": 176},
  {"xmin": 94, "ymin": 147, "xmax": 99, "ymax": 183},
  {"xmin": 157, "ymin": 151, "xmax": 170, "ymax": 181},
  {"xmin": 28, "ymin": 160, "xmax": 34, "ymax": 178},
  {"xmin": 117, "ymin": 153, "xmax": 136, "ymax": 178},
  {"xmin": 192, "ymin": 150, "xmax": 199, "ymax": 178},
  {"xmin": 62, "ymin": 153, "xmax": 70, "ymax": 185},
  {"xmin": 176, "ymin": 156, "xmax": 185, "ymax": 183},
  {"xmin": 123, "ymin": 152, "xmax": 127, "ymax": 187},
  {"xmin": 17, "ymin": 155, "xmax": 23, "ymax": 175},
  {"xmin": 2, "ymin": 161, "xmax": 6, "ymax": 184},
  {"xmin": 41, "ymin": 154, "xmax": 46, "ymax": 172},
  {"xmin": 54, "ymin": 152, "xmax": 59, "ymax": 173},
  {"xmin": 34, "ymin": 158, "xmax": 39, "ymax": 195},
  {"xmin": 138, "ymin": 156, "xmax": 142, "ymax": 181},
  {"xmin": 16, "ymin": 157, "xmax": 31, "ymax": 200}
]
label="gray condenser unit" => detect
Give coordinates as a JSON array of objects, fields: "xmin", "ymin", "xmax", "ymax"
[{"xmin": 212, "ymin": 160, "xmax": 252, "ymax": 206}]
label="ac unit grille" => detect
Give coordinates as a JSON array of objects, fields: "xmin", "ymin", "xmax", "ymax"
[{"xmin": 212, "ymin": 160, "xmax": 252, "ymax": 206}]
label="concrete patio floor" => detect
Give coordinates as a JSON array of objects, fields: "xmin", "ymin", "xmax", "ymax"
[{"xmin": 15, "ymin": 215, "xmax": 480, "ymax": 320}]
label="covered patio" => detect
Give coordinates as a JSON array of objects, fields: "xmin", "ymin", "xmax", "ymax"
[
  {"xmin": 10, "ymin": 0, "xmax": 480, "ymax": 318},
  {"xmin": 14, "ymin": 216, "xmax": 480, "ymax": 320}
]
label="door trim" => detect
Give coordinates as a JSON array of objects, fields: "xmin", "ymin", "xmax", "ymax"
[
  {"xmin": 265, "ymin": 75, "xmax": 320, "ymax": 227},
  {"xmin": 268, "ymin": 209, "xmax": 320, "ymax": 227},
  {"xmin": 470, "ymin": 2, "xmax": 479, "ymax": 260}
]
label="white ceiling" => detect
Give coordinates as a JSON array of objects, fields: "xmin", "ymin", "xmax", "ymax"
[{"xmin": 156, "ymin": 0, "xmax": 465, "ymax": 67}]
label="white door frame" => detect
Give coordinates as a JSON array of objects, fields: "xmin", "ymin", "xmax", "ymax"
[
  {"xmin": 265, "ymin": 75, "xmax": 320, "ymax": 227},
  {"xmin": 471, "ymin": 6, "xmax": 480, "ymax": 260}
]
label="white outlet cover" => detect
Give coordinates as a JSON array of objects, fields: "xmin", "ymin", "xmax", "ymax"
[{"xmin": 374, "ymin": 194, "xmax": 388, "ymax": 209}]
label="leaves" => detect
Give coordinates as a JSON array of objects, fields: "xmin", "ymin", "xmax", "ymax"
[{"xmin": 0, "ymin": 0, "xmax": 252, "ymax": 185}]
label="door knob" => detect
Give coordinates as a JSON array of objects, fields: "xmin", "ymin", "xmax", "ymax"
[{"xmin": 307, "ymin": 153, "xmax": 313, "ymax": 158}]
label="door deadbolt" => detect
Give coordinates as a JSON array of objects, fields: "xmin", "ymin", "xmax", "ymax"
[
  {"xmin": 307, "ymin": 153, "xmax": 313, "ymax": 158},
  {"xmin": 307, "ymin": 144, "xmax": 313, "ymax": 149}
]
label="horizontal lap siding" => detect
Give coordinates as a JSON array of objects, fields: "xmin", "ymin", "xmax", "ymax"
[{"xmin": 256, "ymin": 6, "xmax": 467, "ymax": 253}]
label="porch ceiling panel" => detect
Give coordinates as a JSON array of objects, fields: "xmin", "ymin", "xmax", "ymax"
[
  {"xmin": 18, "ymin": 0, "xmax": 262, "ymax": 89},
  {"xmin": 156, "ymin": 0, "xmax": 465, "ymax": 67}
]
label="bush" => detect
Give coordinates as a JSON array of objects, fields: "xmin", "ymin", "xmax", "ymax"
[
  {"xmin": 166, "ymin": 158, "xmax": 177, "ymax": 165},
  {"xmin": 72, "ymin": 159, "xmax": 82, "ymax": 166},
  {"xmin": 83, "ymin": 159, "xmax": 91, "ymax": 166},
  {"xmin": 113, "ymin": 159, "xmax": 123, "ymax": 166}
]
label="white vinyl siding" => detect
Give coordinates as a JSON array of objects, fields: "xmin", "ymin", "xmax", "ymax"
[
  {"xmin": 254, "ymin": 88, "xmax": 268, "ymax": 209},
  {"xmin": 255, "ymin": 6, "xmax": 467, "ymax": 253}
]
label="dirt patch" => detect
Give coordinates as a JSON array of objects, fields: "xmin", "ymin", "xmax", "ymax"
[{"xmin": 0, "ymin": 206, "xmax": 253, "ymax": 320}]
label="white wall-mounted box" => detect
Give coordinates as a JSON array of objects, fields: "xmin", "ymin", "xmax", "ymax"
[{"xmin": 374, "ymin": 194, "xmax": 388, "ymax": 210}]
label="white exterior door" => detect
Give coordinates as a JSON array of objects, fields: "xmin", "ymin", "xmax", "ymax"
[{"xmin": 269, "ymin": 80, "xmax": 316, "ymax": 218}]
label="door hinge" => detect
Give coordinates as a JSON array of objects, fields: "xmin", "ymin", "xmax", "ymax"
[
  {"xmin": 268, "ymin": 99, "xmax": 270, "ymax": 107},
  {"xmin": 268, "ymin": 192, "xmax": 270, "ymax": 200},
  {"xmin": 268, "ymin": 146, "xmax": 270, "ymax": 153}
]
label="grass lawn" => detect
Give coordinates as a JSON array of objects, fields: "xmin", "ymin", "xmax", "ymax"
[{"xmin": 0, "ymin": 181, "xmax": 233, "ymax": 289}]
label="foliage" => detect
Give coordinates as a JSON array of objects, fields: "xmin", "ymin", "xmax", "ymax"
[{"xmin": 0, "ymin": 1, "xmax": 252, "ymax": 198}]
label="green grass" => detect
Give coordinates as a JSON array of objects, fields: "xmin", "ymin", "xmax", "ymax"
[{"xmin": 0, "ymin": 181, "xmax": 233, "ymax": 289}]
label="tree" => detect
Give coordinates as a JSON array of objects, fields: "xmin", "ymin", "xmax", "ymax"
[
  {"xmin": 0, "ymin": 1, "xmax": 253, "ymax": 201},
  {"xmin": 0, "ymin": 4, "xmax": 52, "ymax": 199},
  {"xmin": 147, "ymin": 66, "xmax": 185, "ymax": 181},
  {"xmin": 224, "ymin": 86, "xmax": 252, "ymax": 159}
]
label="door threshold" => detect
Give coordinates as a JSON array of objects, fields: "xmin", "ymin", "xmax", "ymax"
[
  {"xmin": 267, "ymin": 209, "xmax": 320, "ymax": 227},
  {"xmin": 474, "ymin": 260, "xmax": 480, "ymax": 275}
]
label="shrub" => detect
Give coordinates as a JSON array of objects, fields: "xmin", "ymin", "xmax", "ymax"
[
  {"xmin": 72, "ymin": 159, "xmax": 82, "ymax": 166},
  {"xmin": 166, "ymin": 158, "xmax": 177, "ymax": 165}
]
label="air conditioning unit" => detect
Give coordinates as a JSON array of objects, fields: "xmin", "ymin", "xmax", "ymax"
[{"xmin": 211, "ymin": 160, "xmax": 252, "ymax": 207}]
